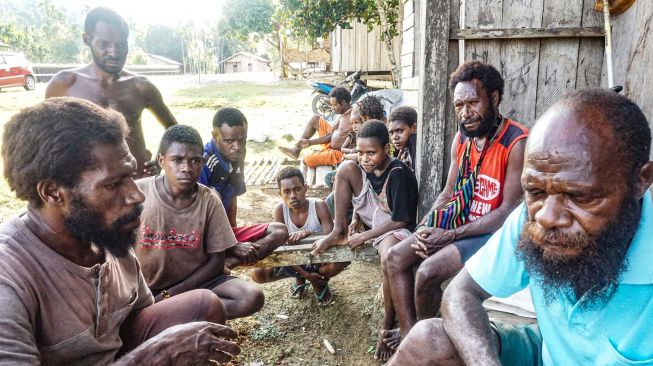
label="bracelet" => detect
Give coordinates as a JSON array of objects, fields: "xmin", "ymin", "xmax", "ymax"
[{"xmin": 160, "ymin": 290, "xmax": 172, "ymax": 300}]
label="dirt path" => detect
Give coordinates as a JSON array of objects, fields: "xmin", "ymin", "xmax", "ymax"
[{"xmin": 231, "ymin": 186, "xmax": 383, "ymax": 366}]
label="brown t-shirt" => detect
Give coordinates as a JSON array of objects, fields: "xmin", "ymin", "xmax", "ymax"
[
  {"xmin": 0, "ymin": 216, "xmax": 154, "ymax": 366},
  {"xmin": 135, "ymin": 177, "xmax": 237, "ymax": 291}
]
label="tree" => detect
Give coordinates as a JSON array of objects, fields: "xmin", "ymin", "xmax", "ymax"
[
  {"xmin": 280, "ymin": 0, "xmax": 401, "ymax": 87},
  {"xmin": 143, "ymin": 25, "xmax": 183, "ymax": 62},
  {"xmin": 220, "ymin": 0, "xmax": 289, "ymax": 77}
]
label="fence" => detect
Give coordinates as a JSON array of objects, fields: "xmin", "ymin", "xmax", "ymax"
[{"xmin": 33, "ymin": 64, "xmax": 182, "ymax": 83}]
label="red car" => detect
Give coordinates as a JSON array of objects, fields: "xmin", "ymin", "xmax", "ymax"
[{"xmin": 0, "ymin": 52, "xmax": 36, "ymax": 91}]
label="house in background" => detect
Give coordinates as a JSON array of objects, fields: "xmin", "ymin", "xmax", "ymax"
[
  {"xmin": 145, "ymin": 53, "xmax": 182, "ymax": 67},
  {"xmin": 218, "ymin": 52, "xmax": 270, "ymax": 73}
]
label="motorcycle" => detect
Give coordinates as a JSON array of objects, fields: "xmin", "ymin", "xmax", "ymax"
[{"xmin": 307, "ymin": 70, "xmax": 368, "ymax": 119}]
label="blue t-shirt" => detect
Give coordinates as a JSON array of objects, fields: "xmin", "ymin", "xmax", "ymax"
[
  {"xmin": 198, "ymin": 140, "xmax": 246, "ymax": 210},
  {"xmin": 466, "ymin": 191, "xmax": 653, "ymax": 366}
]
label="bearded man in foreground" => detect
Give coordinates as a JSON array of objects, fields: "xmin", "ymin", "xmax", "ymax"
[{"xmin": 388, "ymin": 88, "xmax": 653, "ymax": 365}]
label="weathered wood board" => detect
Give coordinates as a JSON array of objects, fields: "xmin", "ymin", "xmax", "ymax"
[{"xmin": 241, "ymin": 237, "xmax": 379, "ymax": 268}]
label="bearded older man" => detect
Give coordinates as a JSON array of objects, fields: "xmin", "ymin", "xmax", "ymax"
[{"xmin": 388, "ymin": 88, "xmax": 653, "ymax": 365}]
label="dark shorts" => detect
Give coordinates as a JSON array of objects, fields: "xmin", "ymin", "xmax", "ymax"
[
  {"xmin": 233, "ymin": 223, "xmax": 268, "ymax": 242},
  {"xmin": 452, "ymin": 234, "xmax": 493, "ymax": 262},
  {"xmin": 273, "ymin": 264, "xmax": 322, "ymax": 278},
  {"xmin": 491, "ymin": 320, "xmax": 543, "ymax": 366},
  {"xmin": 199, "ymin": 274, "xmax": 237, "ymax": 290}
]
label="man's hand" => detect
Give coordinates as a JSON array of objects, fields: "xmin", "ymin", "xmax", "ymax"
[
  {"xmin": 311, "ymin": 238, "xmax": 332, "ymax": 256},
  {"xmin": 228, "ymin": 242, "xmax": 260, "ymax": 265},
  {"xmin": 143, "ymin": 160, "xmax": 161, "ymax": 177},
  {"xmin": 118, "ymin": 322, "xmax": 240, "ymax": 366},
  {"xmin": 296, "ymin": 139, "xmax": 311, "ymax": 149},
  {"xmin": 303, "ymin": 272, "xmax": 325, "ymax": 283},
  {"xmin": 287, "ymin": 230, "xmax": 311, "ymax": 245},
  {"xmin": 412, "ymin": 227, "xmax": 455, "ymax": 258},
  {"xmin": 348, "ymin": 232, "xmax": 367, "ymax": 249},
  {"xmin": 348, "ymin": 218, "xmax": 360, "ymax": 236}
]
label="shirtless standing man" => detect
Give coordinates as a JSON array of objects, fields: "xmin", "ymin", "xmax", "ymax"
[{"xmin": 46, "ymin": 7, "xmax": 177, "ymax": 178}]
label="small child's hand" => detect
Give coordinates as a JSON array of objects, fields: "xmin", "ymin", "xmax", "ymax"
[{"xmin": 287, "ymin": 230, "xmax": 311, "ymax": 245}]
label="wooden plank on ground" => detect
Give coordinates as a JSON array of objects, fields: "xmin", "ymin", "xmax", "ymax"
[{"xmin": 242, "ymin": 237, "xmax": 379, "ymax": 268}]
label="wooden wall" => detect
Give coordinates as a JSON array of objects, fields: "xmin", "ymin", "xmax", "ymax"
[
  {"xmin": 607, "ymin": 0, "xmax": 653, "ymax": 159},
  {"xmin": 331, "ymin": 21, "xmax": 401, "ymax": 73},
  {"xmin": 416, "ymin": 0, "xmax": 608, "ymax": 214}
]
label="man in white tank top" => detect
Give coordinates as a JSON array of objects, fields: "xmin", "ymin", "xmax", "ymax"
[{"xmin": 250, "ymin": 168, "xmax": 349, "ymax": 306}]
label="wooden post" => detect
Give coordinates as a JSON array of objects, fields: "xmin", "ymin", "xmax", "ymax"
[{"xmin": 416, "ymin": 0, "xmax": 451, "ymax": 216}]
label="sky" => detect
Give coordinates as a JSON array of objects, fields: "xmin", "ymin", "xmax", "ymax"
[{"xmin": 51, "ymin": 0, "xmax": 226, "ymax": 27}]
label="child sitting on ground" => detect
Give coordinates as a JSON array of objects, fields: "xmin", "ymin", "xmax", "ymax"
[
  {"xmin": 135, "ymin": 125, "xmax": 264, "ymax": 320},
  {"xmin": 250, "ymin": 167, "xmax": 349, "ymax": 306},
  {"xmin": 388, "ymin": 106, "xmax": 418, "ymax": 172}
]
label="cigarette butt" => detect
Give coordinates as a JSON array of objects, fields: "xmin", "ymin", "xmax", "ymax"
[{"xmin": 323, "ymin": 339, "xmax": 336, "ymax": 354}]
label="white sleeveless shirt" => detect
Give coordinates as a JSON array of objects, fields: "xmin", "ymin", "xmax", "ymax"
[{"xmin": 282, "ymin": 198, "xmax": 323, "ymax": 234}]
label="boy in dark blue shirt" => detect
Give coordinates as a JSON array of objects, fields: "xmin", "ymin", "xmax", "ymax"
[{"xmin": 200, "ymin": 107, "xmax": 288, "ymax": 269}]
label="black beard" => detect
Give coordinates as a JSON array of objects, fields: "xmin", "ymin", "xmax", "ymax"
[
  {"xmin": 460, "ymin": 104, "xmax": 499, "ymax": 138},
  {"xmin": 64, "ymin": 194, "xmax": 143, "ymax": 258},
  {"xmin": 516, "ymin": 193, "xmax": 641, "ymax": 309}
]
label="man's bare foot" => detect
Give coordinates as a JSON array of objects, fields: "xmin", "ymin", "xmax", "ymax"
[
  {"xmin": 382, "ymin": 329, "xmax": 401, "ymax": 350},
  {"xmin": 278, "ymin": 146, "xmax": 301, "ymax": 160},
  {"xmin": 311, "ymin": 231, "xmax": 347, "ymax": 256},
  {"xmin": 374, "ymin": 329, "xmax": 397, "ymax": 361}
]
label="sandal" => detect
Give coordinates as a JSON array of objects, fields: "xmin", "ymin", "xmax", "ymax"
[
  {"xmin": 314, "ymin": 284, "xmax": 333, "ymax": 306},
  {"xmin": 289, "ymin": 281, "xmax": 310, "ymax": 299}
]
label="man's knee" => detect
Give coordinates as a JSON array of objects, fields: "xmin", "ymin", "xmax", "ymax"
[
  {"xmin": 242, "ymin": 284, "xmax": 265, "ymax": 315},
  {"xmin": 390, "ymin": 319, "xmax": 459, "ymax": 365},
  {"xmin": 386, "ymin": 241, "xmax": 414, "ymax": 275},
  {"xmin": 203, "ymin": 291, "xmax": 228, "ymax": 325},
  {"xmin": 415, "ymin": 262, "xmax": 447, "ymax": 291},
  {"xmin": 267, "ymin": 222, "xmax": 289, "ymax": 244},
  {"xmin": 249, "ymin": 268, "xmax": 270, "ymax": 284}
]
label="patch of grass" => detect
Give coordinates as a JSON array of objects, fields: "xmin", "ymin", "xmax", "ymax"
[
  {"xmin": 170, "ymin": 98, "xmax": 228, "ymax": 110},
  {"xmin": 282, "ymin": 134, "xmax": 295, "ymax": 142},
  {"xmin": 247, "ymin": 139, "xmax": 277, "ymax": 155},
  {"xmin": 250, "ymin": 316, "xmax": 283, "ymax": 341},
  {"xmin": 174, "ymin": 81, "xmax": 305, "ymax": 100}
]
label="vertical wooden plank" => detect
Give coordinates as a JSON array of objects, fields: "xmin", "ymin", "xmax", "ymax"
[
  {"xmin": 498, "ymin": 0, "xmax": 543, "ymax": 125},
  {"xmin": 416, "ymin": 0, "xmax": 450, "ymax": 215},
  {"xmin": 576, "ymin": 0, "xmax": 605, "ymax": 90},
  {"xmin": 534, "ymin": 0, "xmax": 583, "ymax": 120},
  {"xmin": 358, "ymin": 22, "xmax": 370, "ymax": 72},
  {"xmin": 464, "ymin": 0, "xmax": 502, "ymax": 79},
  {"xmin": 621, "ymin": 1, "xmax": 653, "ymax": 126},
  {"xmin": 604, "ymin": 0, "xmax": 638, "ymax": 88}
]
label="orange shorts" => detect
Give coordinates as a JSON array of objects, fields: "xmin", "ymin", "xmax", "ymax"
[{"xmin": 303, "ymin": 117, "xmax": 343, "ymax": 168}]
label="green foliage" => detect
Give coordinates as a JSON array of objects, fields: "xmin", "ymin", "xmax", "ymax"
[
  {"xmin": 0, "ymin": 0, "xmax": 84, "ymax": 63},
  {"xmin": 128, "ymin": 48, "xmax": 148, "ymax": 65},
  {"xmin": 143, "ymin": 25, "xmax": 183, "ymax": 62},
  {"xmin": 221, "ymin": 0, "xmax": 276, "ymax": 42},
  {"xmin": 280, "ymin": 0, "xmax": 400, "ymax": 40}
]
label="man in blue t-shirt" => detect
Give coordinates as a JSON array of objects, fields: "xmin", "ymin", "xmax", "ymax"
[
  {"xmin": 388, "ymin": 89, "xmax": 653, "ymax": 366},
  {"xmin": 200, "ymin": 108, "xmax": 288, "ymax": 269}
]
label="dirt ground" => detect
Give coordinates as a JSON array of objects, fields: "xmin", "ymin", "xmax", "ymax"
[{"xmin": 0, "ymin": 73, "xmax": 385, "ymax": 365}]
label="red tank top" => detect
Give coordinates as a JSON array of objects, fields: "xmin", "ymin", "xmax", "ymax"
[{"xmin": 455, "ymin": 118, "xmax": 528, "ymax": 221}]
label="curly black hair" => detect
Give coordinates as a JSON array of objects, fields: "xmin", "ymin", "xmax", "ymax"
[
  {"xmin": 212, "ymin": 107, "xmax": 248, "ymax": 128},
  {"xmin": 389, "ymin": 106, "xmax": 417, "ymax": 127},
  {"xmin": 328, "ymin": 87, "xmax": 352, "ymax": 104},
  {"xmin": 357, "ymin": 119, "xmax": 389, "ymax": 146},
  {"xmin": 357, "ymin": 95, "xmax": 385, "ymax": 120},
  {"xmin": 556, "ymin": 88, "xmax": 651, "ymax": 173},
  {"xmin": 449, "ymin": 61, "xmax": 504, "ymax": 104},
  {"xmin": 84, "ymin": 7, "xmax": 129, "ymax": 37},
  {"xmin": 2, "ymin": 97, "xmax": 128, "ymax": 207},
  {"xmin": 276, "ymin": 166, "xmax": 305, "ymax": 188},
  {"xmin": 158, "ymin": 125, "xmax": 204, "ymax": 155}
]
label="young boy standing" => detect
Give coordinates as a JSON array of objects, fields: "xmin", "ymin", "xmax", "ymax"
[
  {"xmin": 388, "ymin": 106, "xmax": 418, "ymax": 172},
  {"xmin": 250, "ymin": 167, "xmax": 348, "ymax": 306},
  {"xmin": 135, "ymin": 125, "xmax": 264, "ymax": 319},
  {"xmin": 199, "ymin": 107, "xmax": 288, "ymax": 269}
]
